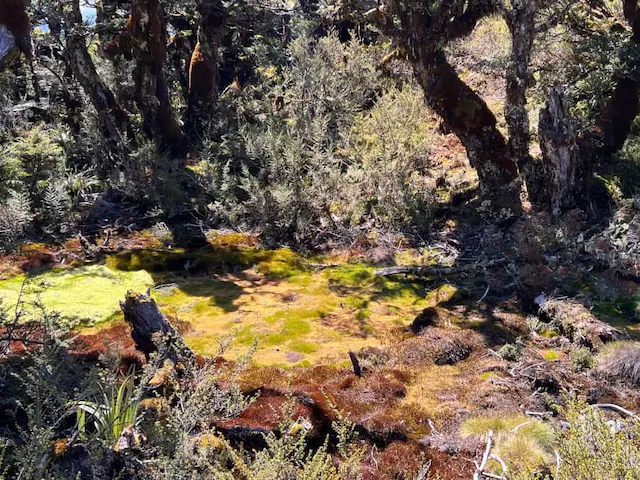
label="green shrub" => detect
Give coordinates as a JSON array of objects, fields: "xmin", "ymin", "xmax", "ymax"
[
  {"xmin": 557, "ymin": 399, "xmax": 640, "ymax": 479},
  {"xmin": 3, "ymin": 128, "xmax": 67, "ymax": 208},
  {"xmin": 570, "ymin": 347, "xmax": 594, "ymax": 372},
  {"xmin": 498, "ymin": 343, "xmax": 523, "ymax": 362}
]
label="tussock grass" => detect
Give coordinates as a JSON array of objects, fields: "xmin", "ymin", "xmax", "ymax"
[
  {"xmin": 597, "ymin": 341, "xmax": 640, "ymax": 384},
  {"xmin": 461, "ymin": 414, "xmax": 555, "ymax": 474}
]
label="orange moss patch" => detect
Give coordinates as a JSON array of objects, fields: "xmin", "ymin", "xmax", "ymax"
[{"xmin": 71, "ymin": 321, "xmax": 140, "ymax": 362}]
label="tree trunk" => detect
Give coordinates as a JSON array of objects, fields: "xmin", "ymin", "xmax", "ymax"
[
  {"xmin": 411, "ymin": 49, "xmax": 520, "ymax": 204},
  {"xmin": 0, "ymin": 0, "xmax": 32, "ymax": 59},
  {"xmin": 185, "ymin": 0, "xmax": 226, "ymax": 140},
  {"xmin": 504, "ymin": 0, "xmax": 537, "ymax": 167},
  {"xmin": 63, "ymin": 0, "xmax": 135, "ymax": 146},
  {"xmin": 533, "ymin": 88, "xmax": 586, "ymax": 216},
  {"xmin": 596, "ymin": 0, "xmax": 640, "ymax": 155},
  {"xmin": 128, "ymin": 0, "xmax": 184, "ymax": 153},
  {"xmin": 120, "ymin": 290, "xmax": 194, "ymax": 364}
]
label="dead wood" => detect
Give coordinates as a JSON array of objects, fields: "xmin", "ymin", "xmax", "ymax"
[
  {"xmin": 120, "ymin": 290, "xmax": 195, "ymax": 365},
  {"xmin": 537, "ymin": 298, "xmax": 628, "ymax": 347}
]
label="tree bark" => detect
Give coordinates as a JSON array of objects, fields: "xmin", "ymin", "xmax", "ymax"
[
  {"xmin": 411, "ymin": 49, "xmax": 520, "ymax": 199},
  {"xmin": 120, "ymin": 290, "xmax": 194, "ymax": 364},
  {"xmin": 185, "ymin": 0, "xmax": 226, "ymax": 140},
  {"xmin": 62, "ymin": 0, "xmax": 135, "ymax": 146},
  {"xmin": 596, "ymin": 0, "xmax": 640, "ymax": 155},
  {"xmin": 128, "ymin": 0, "xmax": 184, "ymax": 152},
  {"xmin": 504, "ymin": 0, "xmax": 537, "ymax": 167},
  {"xmin": 381, "ymin": 0, "xmax": 521, "ymax": 206},
  {"xmin": 534, "ymin": 88, "xmax": 587, "ymax": 215}
]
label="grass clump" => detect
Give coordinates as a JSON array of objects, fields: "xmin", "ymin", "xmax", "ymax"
[
  {"xmin": 597, "ymin": 341, "xmax": 640, "ymax": 384},
  {"xmin": 461, "ymin": 414, "xmax": 555, "ymax": 475},
  {"xmin": 288, "ymin": 341, "xmax": 319, "ymax": 354}
]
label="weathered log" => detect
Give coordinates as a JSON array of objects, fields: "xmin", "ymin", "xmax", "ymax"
[
  {"xmin": 120, "ymin": 290, "xmax": 194, "ymax": 364},
  {"xmin": 374, "ymin": 258, "xmax": 506, "ymax": 277},
  {"xmin": 537, "ymin": 297, "xmax": 628, "ymax": 347}
]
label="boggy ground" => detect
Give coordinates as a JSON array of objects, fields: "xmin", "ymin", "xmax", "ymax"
[{"xmin": 2, "ymin": 225, "xmax": 640, "ymax": 479}]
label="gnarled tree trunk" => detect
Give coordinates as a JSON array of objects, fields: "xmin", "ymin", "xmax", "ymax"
[
  {"xmin": 63, "ymin": 0, "xmax": 135, "ymax": 145},
  {"xmin": 128, "ymin": 0, "xmax": 184, "ymax": 152},
  {"xmin": 381, "ymin": 0, "xmax": 522, "ymax": 209},
  {"xmin": 411, "ymin": 49, "xmax": 520, "ymax": 203},
  {"xmin": 185, "ymin": 0, "xmax": 226, "ymax": 140}
]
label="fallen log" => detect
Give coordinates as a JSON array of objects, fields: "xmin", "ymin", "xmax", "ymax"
[
  {"xmin": 374, "ymin": 258, "xmax": 506, "ymax": 278},
  {"xmin": 120, "ymin": 290, "xmax": 195, "ymax": 366},
  {"xmin": 537, "ymin": 297, "xmax": 628, "ymax": 347}
]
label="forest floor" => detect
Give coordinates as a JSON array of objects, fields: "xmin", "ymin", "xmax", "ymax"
[{"xmin": 2, "ymin": 226, "xmax": 640, "ymax": 478}]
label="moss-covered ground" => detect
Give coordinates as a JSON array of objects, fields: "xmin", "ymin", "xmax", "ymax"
[{"xmin": 0, "ymin": 233, "xmax": 454, "ymax": 365}]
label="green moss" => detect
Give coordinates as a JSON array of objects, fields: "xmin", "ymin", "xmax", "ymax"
[
  {"xmin": 263, "ymin": 333, "xmax": 288, "ymax": 346},
  {"xmin": 283, "ymin": 317, "xmax": 311, "ymax": 336},
  {"xmin": 325, "ymin": 264, "xmax": 375, "ymax": 287},
  {"xmin": 539, "ymin": 328, "xmax": 559, "ymax": 339},
  {"xmin": 235, "ymin": 325, "xmax": 258, "ymax": 346},
  {"xmin": 256, "ymin": 248, "xmax": 307, "ymax": 278},
  {"xmin": 264, "ymin": 309, "xmax": 323, "ymax": 326},
  {"xmin": 0, "ymin": 266, "xmax": 153, "ymax": 323},
  {"xmin": 289, "ymin": 341, "xmax": 318, "ymax": 354},
  {"xmin": 541, "ymin": 349, "xmax": 560, "ymax": 361},
  {"xmin": 343, "ymin": 296, "xmax": 369, "ymax": 310}
]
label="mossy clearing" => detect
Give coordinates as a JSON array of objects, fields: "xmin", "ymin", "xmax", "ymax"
[{"xmin": 0, "ymin": 234, "xmax": 457, "ymax": 365}]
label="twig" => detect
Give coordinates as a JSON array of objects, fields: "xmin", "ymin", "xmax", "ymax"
[
  {"xmin": 489, "ymin": 454, "xmax": 508, "ymax": 476},
  {"xmin": 593, "ymin": 403, "xmax": 639, "ymax": 419},
  {"xmin": 512, "ymin": 421, "xmax": 533, "ymax": 433},
  {"xmin": 487, "ymin": 349, "xmax": 504, "ymax": 360},
  {"xmin": 525, "ymin": 411, "xmax": 553, "ymax": 418},
  {"xmin": 305, "ymin": 263, "xmax": 341, "ymax": 271},
  {"xmin": 374, "ymin": 258, "xmax": 506, "ymax": 278},
  {"xmin": 476, "ymin": 285, "xmax": 490, "ymax": 304},
  {"xmin": 473, "ymin": 430, "xmax": 494, "ymax": 480}
]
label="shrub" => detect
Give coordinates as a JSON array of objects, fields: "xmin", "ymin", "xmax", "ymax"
[
  {"xmin": 0, "ymin": 191, "xmax": 32, "ymax": 251},
  {"xmin": 557, "ymin": 399, "xmax": 640, "ymax": 480},
  {"xmin": 498, "ymin": 343, "xmax": 523, "ymax": 362},
  {"xmin": 199, "ymin": 31, "xmax": 437, "ymax": 245},
  {"xmin": 596, "ymin": 341, "xmax": 640, "ymax": 385},
  {"xmin": 570, "ymin": 347, "xmax": 594, "ymax": 373},
  {"xmin": 3, "ymin": 128, "xmax": 67, "ymax": 208}
]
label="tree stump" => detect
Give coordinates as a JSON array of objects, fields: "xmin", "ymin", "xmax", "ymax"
[
  {"xmin": 120, "ymin": 290, "xmax": 194, "ymax": 365},
  {"xmin": 529, "ymin": 88, "xmax": 587, "ymax": 216}
]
